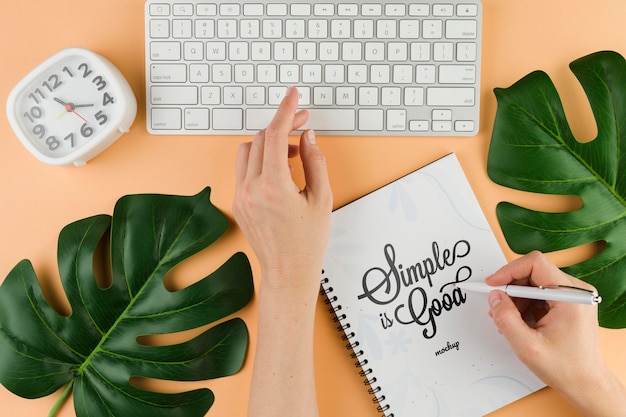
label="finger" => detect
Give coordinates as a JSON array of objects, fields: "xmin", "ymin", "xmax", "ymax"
[
  {"xmin": 235, "ymin": 142, "xmax": 252, "ymax": 186},
  {"xmin": 300, "ymin": 130, "xmax": 332, "ymax": 206},
  {"xmin": 485, "ymin": 251, "xmax": 568, "ymax": 288},
  {"xmin": 488, "ymin": 291, "xmax": 538, "ymax": 358},
  {"xmin": 247, "ymin": 129, "xmax": 266, "ymax": 176},
  {"xmin": 292, "ymin": 109, "xmax": 309, "ymax": 131},
  {"xmin": 263, "ymin": 87, "xmax": 301, "ymax": 174}
]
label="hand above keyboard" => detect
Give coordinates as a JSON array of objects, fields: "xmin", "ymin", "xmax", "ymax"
[{"xmin": 145, "ymin": 1, "xmax": 482, "ymax": 136}]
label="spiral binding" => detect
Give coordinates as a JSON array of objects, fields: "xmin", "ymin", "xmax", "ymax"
[{"xmin": 321, "ymin": 275, "xmax": 392, "ymax": 416}]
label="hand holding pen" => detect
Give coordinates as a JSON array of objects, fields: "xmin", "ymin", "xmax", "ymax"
[{"xmin": 484, "ymin": 251, "xmax": 626, "ymax": 417}]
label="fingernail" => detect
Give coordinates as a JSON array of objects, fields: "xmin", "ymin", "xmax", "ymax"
[
  {"xmin": 488, "ymin": 291, "xmax": 502, "ymax": 309},
  {"xmin": 307, "ymin": 130, "xmax": 316, "ymax": 144},
  {"xmin": 284, "ymin": 86, "xmax": 294, "ymax": 97}
]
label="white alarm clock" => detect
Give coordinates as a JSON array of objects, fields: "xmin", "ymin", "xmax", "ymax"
[{"xmin": 6, "ymin": 48, "xmax": 137, "ymax": 166}]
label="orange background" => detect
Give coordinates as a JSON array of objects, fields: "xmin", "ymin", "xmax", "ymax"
[{"xmin": 1, "ymin": 1, "xmax": 625, "ymax": 416}]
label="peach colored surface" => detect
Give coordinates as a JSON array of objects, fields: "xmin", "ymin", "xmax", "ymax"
[{"xmin": 1, "ymin": 1, "xmax": 625, "ymax": 416}]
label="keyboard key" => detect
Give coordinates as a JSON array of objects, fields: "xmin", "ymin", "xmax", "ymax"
[
  {"xmin": 213, "ymin": 109, "xmax": 243, "ymax": 130},
  {"xmin": 149, "ymin": 4, "xmax": 170, "ymax": 16},
  {"xmin": 439, "ymin": 65, "xmax": 476, "ymax": 84},
  {"xmin": 195, "ymin": 20, "xmax": 215, "ymax": 38},
  {"xmin": 246, "ymin": 108, "xmax": 356, "ymax": 131},
  {"xmin": 189, "ymin": 64, "xmax": 209, "ymax": 82},
  {"xmin": 387, "ymin": 109, "xmax": 407, "ymax": 130},
  {"xmin": 150, "ymin": 42, "xmax": 181, "ymax": 60},
  {"xmin": 173, "ymin": 4, "xmax": 193, "ymax": 16},
  {"xmin": 150, "ymin": 64, "xmax": 187, "ymax": 82},
  {"xmin": 433, "ymin": 109, "xmax": 452, "ymax": 120},
  {"xmin": 457, "ymin": 4, "xmax": 479, "ymax": 17},
  {"xmin": 150, "ymin": 20, "xmax": 169, "ymax": 38},
  {"xmin": 416, "ymin": 65, "xmax": 436, "ymax": 83},
  {"xmin": 303, "ymin": 109, "xmax": 357, "ymax": 131},
  {"xmin": 423, "ymin": 20, "xmax": 443, "ymax": 38},
  {"xmin": 358, "ymin": 109, "xmax": 384, "ymax": 130},
  {"xmin": 223, "ymin": 86, "xmax": 244, "ymax": 105},
  {"xmin": 267, "ymin": 4, "xmax": 287, "ymax": 16},
  {"xmin": 151, "ymin": 86, "xmax": 198, "ymax": 105},
  {"xmin": 362, "ymin": 4, "xmax": 382, "ymax": 16},
  {"xmin": 201, "ymin": 86, "xmax": 220, "ymax": 105},
  {"xmin": 433, "ymin": 120, "xmax": 452, "ymax": 131},
  {"xmin": 385, "ymin": 4, "xmax": 406, "ymax": 16},
  {"xmin": 409, "ymin": 120, "xmax": 429, "ymax": 131},
  {"xmin": 151, "ymin": 108, "xmax": 182, "ymax": 130},
  {"xmin": 184, "ymin": 41, "xmax": 204, "ymax": 60},
  {"xmin": 243, "ymin": 4, "xmax": 263, "ymax": 16},
  {"xmin": 433, "ymin": 4, "xmax": 454, "ymax": 16},
  {"xmin": 457, "ymin": 42, "xmax": 477, "ymax": 61},
  {"xmin": 399, "ymin": 20, "xmax": 420, "ymax": 39},
  {"xmin": 337, "ymin": 4, "xmax": 358, "ymax": 16},
  {"xmin": 409, "ymin": 4, "xmax": 430, "ymax": 16},
  {"xmin": 197, "ymin": 4, "xmax": 217, "ymax": 16},
  {"xmin": 446, "ymin": 20, "xmax": 478, "ymax": 39},
  {"xmin": 291, "ymin": 4, "xmax": 311, "ymax": 16},
  {"xmin": 185, "ymin": 108, "xmax": 210, "ymax": 129},
  {"xmin": 455, "ymin": 120, "xmax": 475, "ymax": 132},
  {"xmin": 246, "ymin": 86, "xmax": 266, "ymax": 105},
  {"xmin": 314, "ymin": 4, "xmax": 334, "ymax": 16},
  {"xmin": 404, "ymin": 87, "xmax": 425, "ymax": 106},
  {"xmin": 220, "ymin": 4, "xmax": 241, "ymax": 16},
  {"xmin": 172, "ymin": 20, "xmax": 192, "ymax": 38},
  {"xmin": 427, "ymin": 87, "xmax": 475, "ymax": 106}
]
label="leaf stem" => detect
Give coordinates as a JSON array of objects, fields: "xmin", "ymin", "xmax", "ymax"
[{"xmin": 48, "ymin": 380, "xmax": 74, "ymax": 417}]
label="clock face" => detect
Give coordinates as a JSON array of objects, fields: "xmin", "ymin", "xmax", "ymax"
[{"xmin": 7, "ymin": 49, "xmax": 136, "ymax": 165}]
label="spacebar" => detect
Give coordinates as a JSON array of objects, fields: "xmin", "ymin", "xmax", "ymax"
[{"xmin": 246, "ymin": 108, "xmax": 356, "ymax": 131}]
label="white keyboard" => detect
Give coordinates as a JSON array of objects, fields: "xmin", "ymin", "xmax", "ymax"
[{"xmin": 145, "ymin": 1, "xmax": 482, "ymax": 136}]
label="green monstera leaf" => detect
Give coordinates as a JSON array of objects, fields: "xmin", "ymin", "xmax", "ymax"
[
  {"xmin": 0, "ymin": 188, "xmax": 254, "ymax": 416},
  {"xmin": 487, "ymin": 51, "xmax": 626, "ymax": 328}
]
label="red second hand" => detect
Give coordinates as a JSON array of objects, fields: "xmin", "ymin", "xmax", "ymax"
[
  {"xmin": 71, "ymin": 109, "xmax": 89, "ymax": 123},
  {"xmin": 63, "ymin": 103, "xmax": 88, "ymax": 123}
]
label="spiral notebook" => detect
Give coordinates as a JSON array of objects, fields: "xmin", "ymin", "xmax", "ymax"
[{"xmin": 321, "ymin": 153, "xmax": 544, "ymax": 416}]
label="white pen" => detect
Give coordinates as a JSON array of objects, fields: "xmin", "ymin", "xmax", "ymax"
[{"xmin": 456, "ymin": 281, "xmax": 602, "ymax": 305}]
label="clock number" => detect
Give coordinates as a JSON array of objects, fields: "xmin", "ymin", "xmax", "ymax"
[
  {"xmin": 28, "ymin": 89, "xmax": 46, "ymax": 104},
  {"xmin": 95, "ymin": 111, "xmax": 108, "ymax": 126},
  {"xmin": 23, "ymin": 106, "xmax": 43, "ymax": 123},
  {"xmin": 103, "ymin": 92, "xmax": 115, "ymax": 106},
  {"xmin": 42, "ymin": 74, "xmax": 63, "ymax": 92},
  {"xmin": 45, "ymin": 136, "xmax": 60, "ymax": 151},
  {"xmin": 92, "ymin": 76, "xmax": 107, "ymax": 91},
  {"xmin": 78, "ymin": 63, "xmax": 93, "ymax": 78},
  {"xmin": 63, "ymin": 66, "xmax": 74, "ymax": 77},
  {"xmin": 64, "ymin": 133, "xmax": 76, "ymax": 148},
  {"xmin": 81, "ymin": 123, "xmax": 94, "ymax": 138},
  {"xmin": 32, "ymin": 124, "xmax": 46, "ymax": 139}
]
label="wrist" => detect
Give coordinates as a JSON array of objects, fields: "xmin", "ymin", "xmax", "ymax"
[
  {"xmin": 260, "ymin": 261, "xmax": 323, "ymax": 291},
  {"xmin": 558, "ymin": 366, "xmax": 626, "ymax": 417}
]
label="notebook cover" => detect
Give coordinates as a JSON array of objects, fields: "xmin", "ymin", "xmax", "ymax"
[{"xmin": 321, "ymin": 153, "xmax": 544, "ymax": 416}]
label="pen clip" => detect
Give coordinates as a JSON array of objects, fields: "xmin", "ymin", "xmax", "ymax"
[{"xmin": 540, "ymin": 285, "xmax": 602, "ymax": 304}]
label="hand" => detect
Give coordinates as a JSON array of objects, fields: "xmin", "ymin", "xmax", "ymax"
[
  {"xmin": 486, "ymin": 251, "xmax": 626, "ymax": 416},
  {"xmin": 233, "ymin": 86, "xmax": 333, "ymax": 292},
  {"xmin": 235, "ymin": 88, "xmax": 330, "ymax": 417}
]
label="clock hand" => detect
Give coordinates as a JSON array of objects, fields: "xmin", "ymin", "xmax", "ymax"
[
  {"xmin": 69, "ymin": 109, "xmax": 89, "ymax": 123},
  {"xmin": 54, "ymin": 97, "xmax": 89, "ymax": 123}
]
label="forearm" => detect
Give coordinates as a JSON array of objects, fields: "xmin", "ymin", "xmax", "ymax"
[
  {"xmin": 247, "ymin": 274, "xmax": 320, "ymax": 417},
  {"xmin": 558, "ymin": 367, "xmax": 626, "ymax": 417}
]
